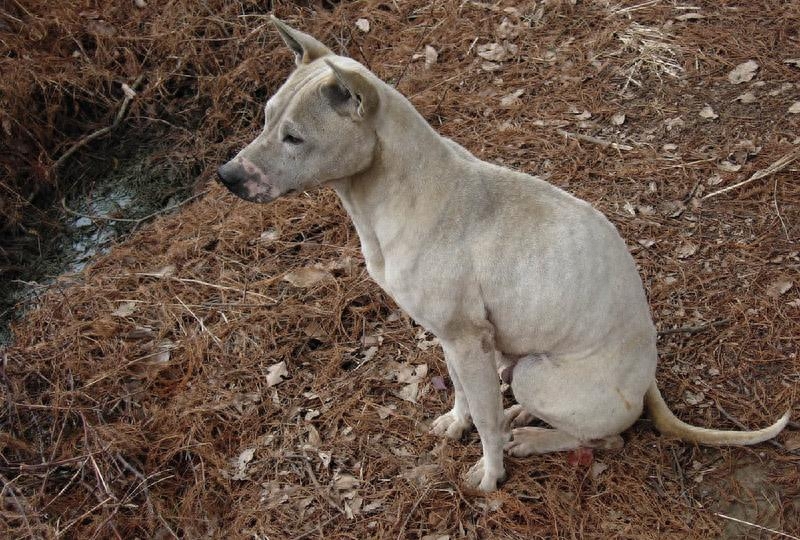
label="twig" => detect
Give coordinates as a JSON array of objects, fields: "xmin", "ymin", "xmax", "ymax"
[
  {"xmin": 714, "ymin": 513, "xmax": 800, "ymax": 540},
  {"xmin": 116, "ymin": 454, "xmax": 179, "ymax": 539},
  {"xmin": 703, "ymin": 147, "xmax": 800, "ymax": 200},
  {"xmin": 396, "ymin": 486, "xmax": 429, "ymax": 540},
  {"xmin": 289, "ymin": 514, "xmax": 339, "ymax": 540},
  {"xmin": 556, "ymin": 129, "xmax": 634, "ymax": 151},
  {"xmin": 54, "ymin": 75, "xmax": 145, "ymax": 170},
  {"xmin": 657, "ymin": 319, "xmax": 728, "ymax": 336},
  {"xmin": 175, "ymin": 295, "xmax": 222, "ymax": 346},
  {"xmin": 0, "ymin": 473, "xmax": 34, "ymax": 537}
]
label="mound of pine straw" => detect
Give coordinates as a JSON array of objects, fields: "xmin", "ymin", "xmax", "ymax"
[{"xmin": 2, "ymin": 1, "xmax": 799, "ymax": 538}]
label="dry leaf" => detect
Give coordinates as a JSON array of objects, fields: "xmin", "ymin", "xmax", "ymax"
[
  {"xmin": 785, "ymin": 432, "xmax": 800, "ymax": 452},
  {"xmin": 355, "ymin": 18, "xmax": 370, "ymax": 33},
  {"xmin": 727, "ymin": 60, "xmax": 758, "ymax": 84},
  {"xmin": 397, "ymin": 382, "xmax": 419, "ymax": 403},
  {"xmin": 766, "ymin": 280, "xmax": 793, "ymax": 298},
  {"xmin": 112, "ymin": 301, "xmax": 137, "ymax": 317},
  {"xmin": 231, "ymin": 448, "xmax": 255, "ymax": 481},
  {"xmin": 480, "ymin": 61, "xmax": 502, "ymax": 72},
  {"xmin": 676, "ymin": 242, "xmax": 698, "ymax": 259},
  {"xmin": 784, "ymin": 58, "xmax": 800, "ymax": 68},
  {"xmin": 675, "ymin": 12, "xmax": 705, "ymax": 21},
  {"xmin": 134, "ymin": 0, "xmax": 147, "ymax": 7},
  {"xmin": 476, "ymin": 42, "xmax": 517, "ymax": 62},
  {"xmin": 637, "ymin": 239, "xmax": 656, "ymax": 248},
  {"xmin": 789, "ymin": 102, "xmax": 800, "ymax": 114},
  {"xmin": 611, "ymin": 112, "xmax": 626, "ymax": 126},
  {"xmin": 424, "ymin": 45, "xmax": 438, "ymax": 68},
  {"xmin": 334, "ymin": 473, "xmax": 359, "ymax": 491},
  {"xmin": 283, "ymin": 267, "xmax": 332, "ymax": 288},
  {"xmin": 573, "ymin": 109, "xmax": 592, "ymax": 121},
  {"xmin": 768, "ymin": 82, "xmax": 794, "ymax": 96},
  {"xmin": 664, "ymin": 116, "xmax": 684, "ymax": 131},
  {"xmin": 684, "ymin": 390, "xmax": 704, "ymax": 405},
  {"xmin": 699, "ymin": 104, "xmax": 718, "ymax": 119},
  {"xmin": 734, "ymin": 92, "xmax": 756, "ymax": 104},
  {"xmin": 590, "ymin": 461, "xmax": 609, "ymax": 479},
  {"xmin": 500, "ymin": 89, "xmax": 524, "ymax": 108},
  {"xmin": 706, "ymin": 174, "xmax": 723, "ymax": 186},
  {"xmin": 307, "ymin": 425, "xmax": 322, "ymax": 448},
  {"xmin": 717, "ymin": 160, "xmax": 741, "ymax": 172},
  {"xmin": 266, "ymin": 361, "xmax": 289, "ymax": 387},
  {"xmin": 260, "ymin": 229, "xmax": 279, "ymax": 243}
]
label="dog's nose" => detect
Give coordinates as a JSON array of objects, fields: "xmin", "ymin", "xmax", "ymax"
[{"xmin": 217, "ymin": 162, "xmax": 238, "ymax": 186}]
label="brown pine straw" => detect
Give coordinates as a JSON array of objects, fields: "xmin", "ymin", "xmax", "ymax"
[{"xmin": 2, "ymin": 1, "xmax": 799, "ymax": 538}]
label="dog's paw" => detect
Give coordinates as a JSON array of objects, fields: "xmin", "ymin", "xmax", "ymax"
[
  {"xmin": 465, "ymin": 458, "xmax": 505, "ymax": 491},
  {"xmin": 503, "ymin": 404, "xmax": 536, "ymax": 429},
  {"xmin": 430, "ymin": 411, "xmax": 472, "ymax": 439}
]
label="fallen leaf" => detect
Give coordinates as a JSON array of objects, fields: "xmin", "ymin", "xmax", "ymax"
[
  {"xmin": 334, "ymin": 473, "xmax": 360, "ymax": 491},
  {"xmin": 637, "ymin": 239, "xmax": 656, "ymax": 248},
  {"xmin": 727, "ymin": 60, "xmax": 758, "ymax": 84},
  {"xmin": 768, "ymin": 82, "xmax": 794, "ymax": 96},
  {"xmin": 706, "ymin": 174, "xmax": 723, "ymax": 186},
  {"xmin": 397, "ymin": 382, "xmax": 419, "ymax": 403},
  {"xmin": 717, "ymin": 160, "xmax": 741, "ymax": 172},
  {"xmin": 500, "ymin": 89, "xmax": 524, "ymax": 108},
  {"xmin": 355, "ymin": 18, "xmax": 370, "ymax": 33},
  {"xmin": 573, "ymin": 109, "xmax": 592, "ymax": 121},
  {"xmin": 623, "ymin": 201, "xmax": 636, "ymax": 216},
  {"xmin": 480, "ymin": 61, "xmax": 502, "ymax": 72},
  {"xmin": 734, "ymin": 91, "xmax": 756, "ymax": 104},
  {"xmin": 111, "ymin": 301, "xmax": 137, "ymax": 317},
  {"xmin": 676, "ymin": 242, "xmax": 698, "ymax": 259},
  {"xmin": 476, "ymin": 42, "xmax": 517, "ymax": 62},
  {"xmin": 766, "ymin": 279, "xmax": 793, "ymax": 298},
  {"xmin": 611, "ymin": 112, "xmax": 626, "ymax": 126},
  {"xmin": 260, "ymin": 228, "xmax": 280, "ymax": 243},
  {"xmin": 266, "ymin": 361, "xmax": 289, "ymax": 387},
  {"xmin": 789, "ymin": 299, "xmax": 800, "ymax": 308},
  {"xmin": 424, "ymin": 45, "xmax": 438, "ymax": 68},
  {"xmin": 231, "ymin": 448, "xmax": 255, "ymax": 481},
  {"xmin": 675, "ymin": 12, "xmax": 705, "ymax": 21},
  {"xmin": 664, "ymin": 116, "xmax": 684, "ymax": 131},
  {"xmin": 784, "ymin": 58, "xmax": 800, "ymax": 68},
  {"xmin": 785, "ymin": 432, "xmax": 800, "ymax": 452},
  {"xmin": 699, "ymin": 104, "xmax": 718, "ymax": 119},
  {"xmin": 283, "ymin": 267, "xmax": 332, "ymax": 288},
  {"xmin": 590, "ymin": 461, "xmax": 609, "ymax": 479},
  {"xmin": 789, "ymin": 102, "xmax": 800, "ymax": 114},
  {"xmin": 684, "ymin": 390, "xmax": 704, "ymax": 405},
  {"xmin": 307, "ymin": 425, "xmax": 322, "ymax": 448}
]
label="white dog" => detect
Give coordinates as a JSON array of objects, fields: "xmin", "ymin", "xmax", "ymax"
[{"xmin": 217, "ymin": 18, "xmax": 790, "ymax": 491}]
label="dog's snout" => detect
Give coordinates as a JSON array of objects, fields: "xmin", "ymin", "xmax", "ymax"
[{"xmin": 217, "ymin": 162, "xmax": 239, "ymax": 186}]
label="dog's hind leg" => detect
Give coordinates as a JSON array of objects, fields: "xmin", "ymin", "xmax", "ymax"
[
  {"xmin": 505, "ymin": 427, "xmax": 623, "ymax": 457},
  {"xmin": 503, "ymin": 404, "xmax": 537, "ymax": 429},
  {"xmin": 431, "ymin": 354, "xmax": 473, "ymax": 439}
]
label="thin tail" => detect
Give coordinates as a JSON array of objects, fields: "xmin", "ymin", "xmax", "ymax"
[{"xmin": 645, "ymin": 382, "xmax": 790, "ymax": 446}]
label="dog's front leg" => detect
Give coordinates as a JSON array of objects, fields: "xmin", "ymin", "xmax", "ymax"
[
  {"xmin": 441, "ymin": 337, "xmax": 508, "ymax": 491},
  {"xmin": 430, "ymin": 352, "xmax": 473, "ymax": 439}
]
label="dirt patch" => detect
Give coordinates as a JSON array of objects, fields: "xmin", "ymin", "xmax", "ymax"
[{"xmin": 2, "ymin": 1, "xmax": 799, "ymax": 538}]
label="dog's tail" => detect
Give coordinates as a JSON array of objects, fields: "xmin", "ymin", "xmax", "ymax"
[{"xmin": 645, "ymin": 382, "xmax": 790, "ymax": 446}]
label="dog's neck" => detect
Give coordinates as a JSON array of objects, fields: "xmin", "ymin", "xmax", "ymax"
[{"xmin": 329, "ymin": 84, "xmax": 462, "ymax": 279}]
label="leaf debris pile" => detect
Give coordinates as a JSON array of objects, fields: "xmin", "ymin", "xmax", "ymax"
[{"xmin": 2, "ymin": 1, "xmax": 799, "ymax": 538}]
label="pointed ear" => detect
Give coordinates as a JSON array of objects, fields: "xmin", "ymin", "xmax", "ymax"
[
  {"xmin": 322, "ymin": 60, "xmax": 379, "ymax": 119},
  {"xmin": 270, "ymin": 16, "xmax": 332, "ymax": 65}
]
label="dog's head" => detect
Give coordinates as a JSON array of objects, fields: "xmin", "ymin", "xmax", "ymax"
[{"xmin": 217, "ymin": 17, "xmax": 379, "ymax": 203}]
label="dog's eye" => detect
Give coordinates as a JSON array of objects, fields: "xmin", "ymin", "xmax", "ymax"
[{"xmin": 283, "ymin": 133, "xmax": 304, "ymax": 145}]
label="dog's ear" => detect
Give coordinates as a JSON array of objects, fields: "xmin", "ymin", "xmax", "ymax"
[
  {"xmin": 271, "ymin": 16, "xmax": 332, "ymax": 65},
  {"xmin": 322, "ymin": 60, "xmax": 378, "ymax": 119}
]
